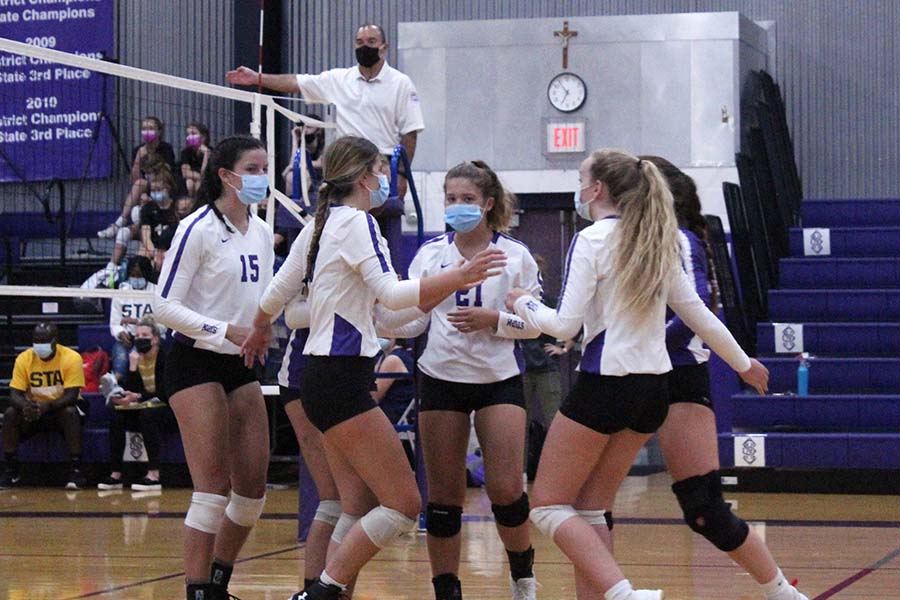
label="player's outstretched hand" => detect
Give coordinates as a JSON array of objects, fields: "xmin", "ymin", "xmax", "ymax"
[
  {"xmin": 226, "ymin": 66, "xmax": 258, "ymax": 87},
  {"xmin": 458, "ymin": 248, "xmax": 506, "ymax": 289},
  {"xmin": 239, "ymin": 323, "xmax": 272, "ymax": 369},
  {"xmin": 447, "ymin": 307, "xmax": 498, "ymax": 334},
  {"xmin": 740, "ymin": 358, "xmax": 769, "ymax": 395},
  {"xmin": 505, "ymin": 288, "xmax": 532, "ymax": 311}
]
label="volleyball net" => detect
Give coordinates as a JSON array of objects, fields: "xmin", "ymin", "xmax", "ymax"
[{"xmin": 0, "ymin": 36, "xmax": 327, "ymax": 277}]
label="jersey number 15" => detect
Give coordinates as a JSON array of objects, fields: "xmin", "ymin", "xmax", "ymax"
[{"xmin": 240, "ymin": 255, "xmax": 260, "ymax": 282}]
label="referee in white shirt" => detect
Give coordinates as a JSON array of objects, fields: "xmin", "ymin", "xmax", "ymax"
[{"xmin": 227, "ymin": 23, "xmax": 424, "ymax": 200}]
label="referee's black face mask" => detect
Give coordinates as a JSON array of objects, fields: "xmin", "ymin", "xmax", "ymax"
[{"xmin": 356, "ymin": 45, "xmax": 381, "ymax": 68}]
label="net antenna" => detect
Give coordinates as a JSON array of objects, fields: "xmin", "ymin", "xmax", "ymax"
[{"xmin": 0, "ymin": 37, "xmax": 328, "ymax": 237}]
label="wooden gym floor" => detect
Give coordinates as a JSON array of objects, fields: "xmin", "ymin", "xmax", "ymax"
[{"xmin": 1, "ymin": 472, "xmax": 898, "ymax": 599}]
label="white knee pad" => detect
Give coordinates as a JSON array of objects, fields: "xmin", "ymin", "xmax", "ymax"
[
  {"xmin": 578, "ymin": 508, "xmax": 608, "ymax": 526},
  {"xmin": 359, "ymin": 506, "xmax": 416, "ymax": 549},
  {"xmin": 530, "ymin": 504, "xmax": 578, "ymax": 539},
  {"xmin": 314, "ymin": 499, "xmax": 342, "ymax": 527},
  {"xmin": 330, "ymin": 512, "xmax": 360, "ymax": 544},
  {"xmin": 184, "ymin": 492, "xmax": 228, "ymax": 534},
  {"xmin": 115, "ymin": 226, "xmax": 132, "ymax": 245},
  {"xmin": 225, "ymin": 492, "xmax": 266, "ymax": 528}
]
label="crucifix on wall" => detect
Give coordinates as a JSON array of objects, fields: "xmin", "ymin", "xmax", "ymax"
[{"xmin": 554, "ymin": 20, "xmax": 578, "ymax": 70}]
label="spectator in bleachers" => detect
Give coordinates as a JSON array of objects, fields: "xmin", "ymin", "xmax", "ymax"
[
  {"xmin": 139, "ymin": 171, "xmax": 182, "ymax": 272},
  {"xmin": 98, "ymin": 315, "xmax": 175, "ymax": 491},
  {"xmin": 279, "ymin": 120, "xmax": 325, "ymax": 247},
  {"xmin": 175, "ymin": 195, "xmax": 196, "ymax": 220},
  {"xmin": 371, "ymin": 337, "xmax": 415, "ymax": 424},
  {"xmin": 109, "ymin": 256, "xmax": 157, "ymax": 380},
  {"xmin": 0, "ymin": 323, "xmax": 86, "ymax": 490},
  {"xmin": 180, "ymin": 122, "xmax": 212, "ymax": 198},
  {"xmin": 98, "ymin": 116, "xmax": 178, "ymax": 239},
  {"xmin": 107, "ymin": 157, "xmax": 176, "ymax": 272}
]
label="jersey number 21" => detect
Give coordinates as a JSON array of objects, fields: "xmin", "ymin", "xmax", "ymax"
[{"xmin": 455, "ymin": 284, "xmax": 483, "ymax": 307}]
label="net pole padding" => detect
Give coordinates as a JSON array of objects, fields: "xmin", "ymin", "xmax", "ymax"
[
  {"xmin": 265, "ymin": 103, "xmax": 276, "ymax": 229},
  {"xmin": 0, "ymin": 285, "xmax": 153, "ymax": 300},
  {"xmin": 391, "ymin": 145, "xmax": 425, "ymax": 246}
]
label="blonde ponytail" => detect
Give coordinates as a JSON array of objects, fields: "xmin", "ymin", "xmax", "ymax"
[{"xmin": 587, "ymin": 149, "xmax": 680, "ymax": 317}]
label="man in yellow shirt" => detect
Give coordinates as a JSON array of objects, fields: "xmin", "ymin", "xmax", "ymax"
[{"xmin": 1, "ymin": 322, "xmax": 86, "ymax": 489}]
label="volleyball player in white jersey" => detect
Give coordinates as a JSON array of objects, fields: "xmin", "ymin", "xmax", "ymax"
[
  {"xmin": 571, "ymin": 156, "xmax": 808, "ymax": 600},
  {"xmin": 505, "ymin": 149, "xmax": 769, "ymax": 600},
  {"xmin": 241, "ymin": 136, "xmax": 506, "ymax": 600},
  {"xmin": 376, "ymin": 161, "xmax": 541, "ymax": 600},
  {"xmin": 154, "ymin": 136, "xmax": 274, "ymax": 600}
]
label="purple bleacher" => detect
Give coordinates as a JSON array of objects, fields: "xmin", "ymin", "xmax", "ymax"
[
  {"xmin": 788, "ymin": 226, "xmax": 900, "ymax": 258},
  {"xmin": 779, "ymin": 257, "xmax": 900, "ymax": 289},
  {"xmin": 719, "ymin": 432, "xmax": 900, "ymax": 469},
  {"xmin": 768, "ymin": 289, "xmax": 900, "ymax": 322},
  {"xmin": 801, "ymin": 199, "xmax": 900, "ymax": 228},
  {"xmin": 78, "ymin": 323, "xmax": 116, "ymax": 355},
  {"xmin": 761, "ymin": 357, "xmax": 900, "ymax": 394},
  {"xmin": 757, "ymin": 322, "xmax": 900, "ymax": 356},
  {"xmin": 0, "ymin": 211, "xmax": 120, "ymax": 240},
  {"xmin": 727, "ymin": 393, "xmax": 900, "ymax": 429}
]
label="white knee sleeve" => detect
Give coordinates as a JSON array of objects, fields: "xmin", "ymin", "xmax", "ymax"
[
  {"xmin": 115, "ymin": 226, "xmax": 132, "ymax": 245},
  {"xmin": 184, "ymin": 492, "xmax": 228, "ymax": 534},
  {"xmin": 331, "ymin": 512, "xmax": 360, "ymax": 544},
  {"xmin": 578, "ymin": 508, "xmax": 608, "ymax": 526},
  {"xmin": 225, "ymin": 492, "xmax": 266, "ymax": 528},
  {"xmin": 314, "ymin": 499, "xmax": 342, "ymax": 527},
  {"xmin": 530, "ymin": 504, "xmax": 578, "ymax": 539},
  {"xmin": 360, "ymin": 506, "xmax": 416, "ymax": 549}
]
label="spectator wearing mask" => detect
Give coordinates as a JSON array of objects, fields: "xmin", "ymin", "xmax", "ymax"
[
  {"xmin": 109, "ymin": 256, "xmax": 158, "ymax": 380},
  {"xmin": 139, "ymin": 170, "xmax": 181, "ymax": 270},
  {"xmin": 1, "ymin": 323, "xmax": 86, "ymax": 490},
  {"xmin": 99, "ymin": 116, "xmax": 177, "ymax": 239},
  {"xmin": 180, "ymin": 122, "xmax": 212, "ymax": 198},
  {"xmin": 98, "ymin": 316, "xmax": 175, "ymax": 491}
]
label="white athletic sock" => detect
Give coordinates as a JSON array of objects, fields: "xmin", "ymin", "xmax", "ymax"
[
  {"xmin": 763, "ymin": 568, "xmax": 790, "ymax": 597},
  {"xmin": 604, "ymin": 579, "xmax": 633, "ymax": 600},
  {"xmin": 319, "ymin": 570, "xmax": 347, "ymax": 591}
]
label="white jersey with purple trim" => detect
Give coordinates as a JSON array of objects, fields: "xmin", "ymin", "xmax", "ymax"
[
  {"xmin": 409, "ymin": 231, "xmax": 542, "ymax": 384},
  {"xmin": 512, "ymin": 217, "xmax": 750, "ymax": 376},
  {"xmin": 300, "ymin": 205, "xmax": 419, "ymax": 358},
  {"xmin": 153, "ymin": 205, "xmax": 274, "ymax": 355}
]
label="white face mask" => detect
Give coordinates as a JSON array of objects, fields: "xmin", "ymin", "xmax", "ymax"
[
  {"xmin": 573, "ymin": 183, "xmax": 596, "ymax": 221},
  {"xmin": 33, "ymin": 342, "xmax": 54, "ymax": 359}
]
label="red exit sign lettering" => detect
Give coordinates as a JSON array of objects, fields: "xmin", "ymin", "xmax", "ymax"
[{"xmin": 546, "ymin": 121, "xmax": 586, "ymax": 153}]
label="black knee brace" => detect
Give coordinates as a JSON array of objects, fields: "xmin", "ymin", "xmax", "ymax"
[
  {"xmin": 605, "ymin": 510, "xmax": 614, "ymax": 531},
  {"xmin": 672, "ymin": 471, "xmax": 749, "ymax": 552},
  {"xmin": 426, "ymin": 502, "xmax": 463, "ymax": 538},
  {"xmin": 492, "ymin": 492, "xmax": 530, "ymax": 528}
]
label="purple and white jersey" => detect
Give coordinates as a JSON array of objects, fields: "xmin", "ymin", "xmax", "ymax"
[
  {"xmin": 407, "ymin": 231, "xmax": 542, "ymax": 384},
  {"xmin": 513, "ymin": 217, "xmax": 750, "ymax": 376},
  {"xmin": 666, "ymin": 229, "xmax": 712, "ymax": 366},
  {"xmin": 154, "ymin": 205, "xmax": 274, "ymax": 354}
]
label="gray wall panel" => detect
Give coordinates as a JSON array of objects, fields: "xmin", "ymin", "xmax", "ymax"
[{"xmin": 287, "ymin": 0, "xmax": 900, "ymax": 199}]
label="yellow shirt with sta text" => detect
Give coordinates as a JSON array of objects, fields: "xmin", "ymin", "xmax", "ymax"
[{"xmin": 9, "ymin": 345, "xmax": 85, "ymax": 403}]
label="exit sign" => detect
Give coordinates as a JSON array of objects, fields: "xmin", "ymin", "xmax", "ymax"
[{"xmin": 546, "ymin": 121, "xmax": 586, "ymax": 153}]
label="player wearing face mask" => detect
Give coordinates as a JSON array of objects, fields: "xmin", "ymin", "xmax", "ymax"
[{"xmin": 375, "ymin": 160, "xmax": 542, "ymax": 600}]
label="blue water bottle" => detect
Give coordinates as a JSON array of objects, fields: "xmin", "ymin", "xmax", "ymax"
[{"xmin": 797, "ymin": 353, "xmax": 809, "ymax": 396}]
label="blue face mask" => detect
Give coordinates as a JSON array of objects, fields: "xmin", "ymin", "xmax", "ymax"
[
  {"xmin": 128, "ymin": 277, "xmax": 147, "ymax": 290},
  {"xmin": 33, "ymin": 342, "xmax": 54, "ymax": 359},
  {"xmin": 228, "ymin": 172, "xmax": 269, "ymax": 205},
  {"xmin": 573, "ymin": 184, "xmax": 595, "ymax": 221},
  {"xmin": 444, "ymin": 204, "xmax": 484, "ymax": 233},
  {"xmin": 377, "ymin": 337, "xmax": 392, "ymax": 353},
  {"xmin": 150, "ymin": 191, "xmax": 167, "ymax": 203},
  {"xmin": 367, "ymin": 173, "xmax": 390, "ymax": 209}
]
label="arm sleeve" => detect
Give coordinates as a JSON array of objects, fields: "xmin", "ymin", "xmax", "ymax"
[
  {"xmin": 667, "ymin": 266, "xmax": 751, "ymax": 372},
  {"xmin": 61, "ymin": 350, "xmax": 86, "ymax": 388},
  {"xmin": 259, "ymin": 225, "xmax": 310, "ymax": 317},
  {"xmin": 295, "ymin": 71, "xmax": 337, "ymax": 104},
  {"xmin": 396, "ymin": 77, "xmax": 425, "ymax": 135},
  {"xmin": 340, "ymin": 213, "xmax": 420, "ymax": 309},
  {"xmin": 377, "ymin": 310, "xmax": 430, "ymax": 339},
  {"xmin": 512, "ymin": 234, "xmax": 593, "ymax": 341},
  {"xmin": 109, "ymin": 298, "xmax": 125, "ymax": 338},
  {"xmin": 9, "ymin": 354, "xmax": 28, "ymax": 392},
  {"xmin": 496, "ymin": 250, "xmax": 543, "ymax": 339},
  {"xmin": 153, "ymin": 222, "xmax": 229, "ymax": 348},
  {"xmin": 374, "ymin": 304, "xmax": 427, "ymax": 331},
  {"xmin": 666, "ymin": 234, "xmax": 712, "ymax": 350}
]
